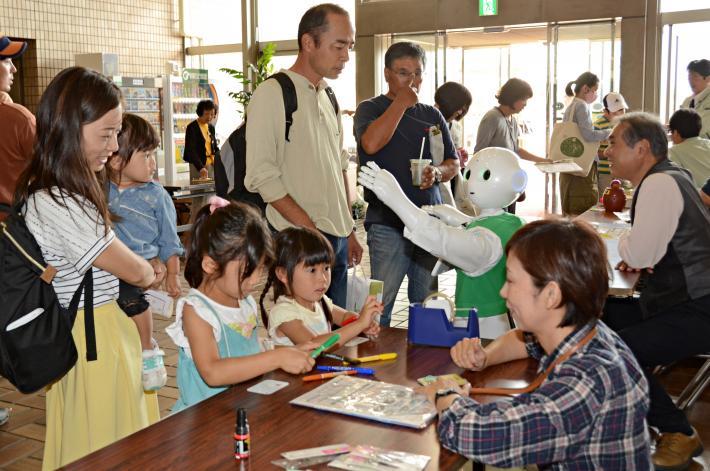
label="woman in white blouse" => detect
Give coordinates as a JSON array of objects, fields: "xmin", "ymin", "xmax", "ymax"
[{"xmin": 14, "ymin": 67, "xmax": 161, "ymax": 470}]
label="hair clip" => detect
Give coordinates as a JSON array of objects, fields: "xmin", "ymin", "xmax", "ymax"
[{"xmin": 208, "ymin": 196, "xmax": 230, "ymax": 214}]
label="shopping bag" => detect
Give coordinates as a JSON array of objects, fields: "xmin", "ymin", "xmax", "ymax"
[
  {"xmin": 549, "ymin": 114, "xmax": 598, "ymax": 177},
  {"xmin": 346, "ymin": 265, "xmax": 383, "ymax": 312},
  {"xmin": 408, "ymin": 292, "xmax": 479, "ymax": 348}
]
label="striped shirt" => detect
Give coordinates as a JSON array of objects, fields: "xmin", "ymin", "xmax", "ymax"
[
  {"xmin": 437, "ymin": 322, "xmax": 651, "ymax": 469},
  {"xmin": 23, "ymin": 189, "xmax": 119, "ymax": 309},
  {"xmin": 593, "ymin": 114, "xmax": 613, "ymax": 175}
]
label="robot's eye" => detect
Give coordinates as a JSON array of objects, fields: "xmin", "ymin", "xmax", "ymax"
[
  {"xmin": 462, "ymin": 169, "xmax": 471, "ymax": 180},
  {"xmin": 482, "ymin": 169, "xmax": 491, "ymax": 180}
]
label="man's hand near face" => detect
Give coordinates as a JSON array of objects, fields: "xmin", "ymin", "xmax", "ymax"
[{"xmin": 393, "ymin": 80, "xmax": 419, "ymax": 109}]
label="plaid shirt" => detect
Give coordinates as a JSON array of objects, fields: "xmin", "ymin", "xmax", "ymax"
[{"xmin": 438, "ymin": 322, "xmax": 652, "ymax": 469}]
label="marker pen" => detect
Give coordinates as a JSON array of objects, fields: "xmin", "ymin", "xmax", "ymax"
[
  {"xmin": 321, "ymin": 352, "xmax": 361, "ymax": 364},
  {"xmin": 302, "ymin": 370, "xmax": 357, "ymax": 382},
  {"xmin": 316, "ymin": 365, "xmax": 375, "ymax": 375},
  {"xmin": 350, "ymin": 353, "xmax": 398, "ymax": 364},
  {"xmin": 310, "ymin": 333, "xmax": 341, "ymax": 359}
]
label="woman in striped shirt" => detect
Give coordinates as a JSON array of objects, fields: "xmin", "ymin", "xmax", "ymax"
[{"xmin": 14, "ymin": 67, "xmax": 161, "ymax": 470}]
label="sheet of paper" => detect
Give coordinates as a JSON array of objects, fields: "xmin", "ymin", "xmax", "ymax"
[
  {"xmin": 247, "ymin": 379, "xmax": 289, "ymax": 395},
  {"xmin": 291, "ymin": 375, "xmax": 436, "ymax": 429},
  {"xmin": 145, "ymin": 290, "xmax": 174, "ymax": 319},
  {"xmin": 535, "ymin": 160, "xmax": 584, "ymax": 174}
]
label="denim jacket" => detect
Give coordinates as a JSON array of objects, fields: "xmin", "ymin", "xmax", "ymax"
[{"xmin": 108, "ymin": 181, "xmax": 184, "ymax": 261}]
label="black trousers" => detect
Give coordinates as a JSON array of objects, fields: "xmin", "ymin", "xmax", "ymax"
[{"xmin": 602, "ymin": 294, "xmax": 710, "ymax": 434}]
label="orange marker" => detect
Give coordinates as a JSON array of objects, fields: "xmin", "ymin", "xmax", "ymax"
[{"xmin": 302, "ymin": 370, "xmax": 358, "ymax": 382}]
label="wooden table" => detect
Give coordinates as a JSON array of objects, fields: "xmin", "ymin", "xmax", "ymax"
[
  {"xmin": 65, "ymin": 328, "xmax": 537, "ymax": 470},
  {"xmin": 577, "ymin": 206, "xmax": 640, "ymax": 297}
]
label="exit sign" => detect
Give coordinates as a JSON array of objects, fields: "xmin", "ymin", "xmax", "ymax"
[{"xmin": 479, "ymin": 0, "xmax": 498, "ymax": 16}]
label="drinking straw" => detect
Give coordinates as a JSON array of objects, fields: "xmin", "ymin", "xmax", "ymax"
[{"xmin": 418, "ymin": 136, "xmax": 426, "ymax": 166}]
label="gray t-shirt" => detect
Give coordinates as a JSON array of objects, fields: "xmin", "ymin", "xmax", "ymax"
[{"xmin": 474, "ymin": 107, "xmax": 519, "ymax": 153}]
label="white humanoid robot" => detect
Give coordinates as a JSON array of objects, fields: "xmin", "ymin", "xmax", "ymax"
[{"xmin": 358, "ymin": 147, "xmax": 527, "ymax": 339}]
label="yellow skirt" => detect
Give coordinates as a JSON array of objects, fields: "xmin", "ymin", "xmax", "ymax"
[{"xmin": 42, "ymin": 301, "xmax": 160, "ymax": 470}]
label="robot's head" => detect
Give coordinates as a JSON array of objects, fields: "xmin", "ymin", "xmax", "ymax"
[{"xmin": 463, "ymin": 147, "xmax": 527, "ymax": 210}]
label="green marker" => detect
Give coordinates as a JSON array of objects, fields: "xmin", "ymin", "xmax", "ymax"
[{"xmin": 310, "ymin": 334, "xmax": 340, "ymax": 359}]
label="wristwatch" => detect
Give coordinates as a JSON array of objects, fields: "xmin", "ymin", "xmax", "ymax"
[
  {"xmin": 433, "ymin": 167, "xmax": 443, "ymax": 183},
  {"xmin": 435, "ymin": 387, "xmax": 459, "ymax": 405}
]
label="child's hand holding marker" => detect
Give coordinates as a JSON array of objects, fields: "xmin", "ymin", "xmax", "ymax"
[
  {"xmin": 273, "ymin": 347, "xmax": 315, "ymax": 375},
  {"xmin": 310, "ymin": 334, "xmax": 341, "ymax": 359}
]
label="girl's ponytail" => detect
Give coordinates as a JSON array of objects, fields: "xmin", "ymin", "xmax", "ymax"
[
  {"xmin": 183, "ymin": 205, "xmax": 212, "ymax": 288},
  {"xmin": 565, "ymin": 80, "xmax": 576, "ymax": 97}
]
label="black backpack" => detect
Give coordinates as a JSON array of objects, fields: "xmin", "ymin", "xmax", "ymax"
[
  {"xmin": 0, "ymin": 203, "xmax": 96, "ymax": 394},
  {"xmin": 214, "ymin": 72, "xmax": 340, "ymax": 213}
]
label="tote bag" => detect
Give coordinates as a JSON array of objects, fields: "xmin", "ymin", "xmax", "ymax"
[
  {"xmin": 346, "ymin": 265, "xmax": 383, "ymax": 313},
  {"xmin": 549, "ymin": 101, "xmax": 598, "ymax": 177}
]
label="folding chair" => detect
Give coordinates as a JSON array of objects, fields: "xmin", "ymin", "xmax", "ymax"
[{"xmin": 675, "ymin": 353, "xmax": 710, "ymax": 411}]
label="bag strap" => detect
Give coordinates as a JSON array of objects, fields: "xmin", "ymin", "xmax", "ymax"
[
  {"xmin": 268, "ymin": 73, "xmax": 339, "ymax": 142},
  {"xmin": 0, "ymin": 220, "xmax": 56, "ymax": 283},
  {"xmin": 269, "ymin": 72, "xmax": 298, "ymax": 143},
  {"xmin": 352, "ymin": 263, "xmax": 364, "ymax": 279},
  {"xmin": 469, "ymin": 327, "xmax": 597, "ymax": 397},
  {"xmin": 66, "ymin": 269, "xmax": 97, "ymax": 361},
  {"xmin": 324, "ymin": 86, "xmax": 340, "ymax": 116},
  {"xmin": 562, "ymin": 99, "xmax": 581, "ymax": 124},
  {"xmin": 83, "ymin": 270, "xmax": 96, "ymax": 361}
]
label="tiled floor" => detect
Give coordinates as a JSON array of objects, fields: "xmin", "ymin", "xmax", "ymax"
[{"xmin": 0, "ymin": 221, "xmax": 708, "ymax": 469}]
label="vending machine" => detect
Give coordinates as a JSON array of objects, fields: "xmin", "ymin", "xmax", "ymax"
[
  {"xmin": 162, "ymin": 68, "xmax": 218, "ymax": 187},
  {"xmin": 113, "ymin": 76, "xmax": 164, "ymax": 179}
]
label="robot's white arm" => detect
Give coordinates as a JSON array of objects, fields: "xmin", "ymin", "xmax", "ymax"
[
  {"xmin": 421, "ymin": 204, "xmax": 474, "ymax": 227},
  {"xmin": 358, "ymin": 162, "xmax": 502, "ymax": 275}
]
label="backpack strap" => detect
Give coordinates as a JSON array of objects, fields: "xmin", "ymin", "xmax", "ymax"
[
  {"xmin": 269, "ymin": 72, "xmax": 298, "ymax": 142},
  {"xmin": 66, "ymin": 269, "xmax": 97, "ymax": 361},
  {"xmin": 83, "ymin": 270, "xmax": 96, "ymax": 361},
  {"xmin": 324, "ymin": 86, "xmax": 340, "ymax": 116}
]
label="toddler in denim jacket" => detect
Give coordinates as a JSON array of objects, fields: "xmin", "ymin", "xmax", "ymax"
[{"xmin": 107, "ymin": 113, "xmax": 184, "ymax": 391}]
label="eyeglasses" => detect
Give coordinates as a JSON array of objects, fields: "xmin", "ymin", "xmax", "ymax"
[{"xmin": 393, "ymin": 69, "xmax": 424, "ymax": 80}]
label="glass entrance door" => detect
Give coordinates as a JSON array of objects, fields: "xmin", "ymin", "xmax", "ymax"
[
  {"xmin": 547, "ymin": 20, "xmax": 619, "ymax": 213},
  {"xmin": 660, "ymin": 20, "xmax": 710, "ymax": 124}
]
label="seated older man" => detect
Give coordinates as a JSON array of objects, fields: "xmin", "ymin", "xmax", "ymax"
[{"xmin": 602, "ymin": 112, "xmax": 710, "ymax": 470}]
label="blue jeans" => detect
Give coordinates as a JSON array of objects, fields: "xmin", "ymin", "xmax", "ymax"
[
  {"xmin": 321, "ymin": 232, "xmax": 348, "ymax": 309},
  {"xmin": 367, "ymin": 224, "xmax": 438, "ymax": 327}
]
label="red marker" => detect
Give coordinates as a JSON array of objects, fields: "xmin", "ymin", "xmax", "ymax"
[
  {"xmin": 303, "ymin": 370, "xmax": 357, "ymax": 382},
  {"xmin": 341, "ymin": 315, "xmax": 359, "ymax": 327}
]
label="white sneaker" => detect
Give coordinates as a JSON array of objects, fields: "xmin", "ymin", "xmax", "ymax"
[
  {"xmin": 0, "ymin": 407, "xmax": 10, "ymax": 426},
  {"xmin": 142, "ymin": 339, "xmax": 167, "ymax": 391}
]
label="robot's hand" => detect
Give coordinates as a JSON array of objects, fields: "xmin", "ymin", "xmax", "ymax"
[
  {"xmin": 358, "ymin": 161, "xmax": 424, "ymax": 229},
  {"xmin": 422, "ymin": 204, "xmax": 473, "ymax": 227},
  {"xmin": 357, "ymin": 161, "xmax": 401, "ymax": 205}
]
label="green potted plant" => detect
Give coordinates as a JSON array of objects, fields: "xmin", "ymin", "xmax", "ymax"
[{"xmin": 219, "ymin": 42, "xmax": 277, "ymax": 115}]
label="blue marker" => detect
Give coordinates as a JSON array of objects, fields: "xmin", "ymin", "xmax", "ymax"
[{"xmin": 316, "ymin": 365, "xmax": 375, "ymax": 375}]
